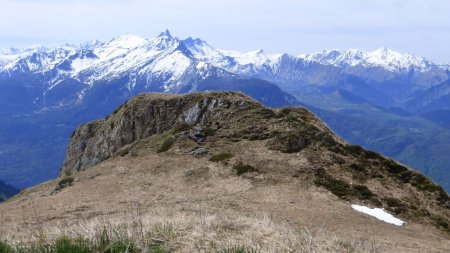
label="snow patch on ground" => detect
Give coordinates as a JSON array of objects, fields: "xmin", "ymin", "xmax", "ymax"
[{"xmin": 351, "ymin": 204, "xmax": 405, "ymax": 226}]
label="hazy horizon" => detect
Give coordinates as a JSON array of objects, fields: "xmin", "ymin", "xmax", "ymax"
[{"xmin": 1, "ymin": 0, "xmax": 450, "ymax": 63}]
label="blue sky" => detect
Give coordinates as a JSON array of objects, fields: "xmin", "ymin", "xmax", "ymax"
[{"xmin": 1, "ymin": 0, "xmax": 450, "ymax": 62}]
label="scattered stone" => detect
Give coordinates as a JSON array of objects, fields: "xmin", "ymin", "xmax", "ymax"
[
  {"xmin": 129, "ymin": 149, "xmax": 138, "ymax": 157},
  {"xmin": 239, "ymin": 101, "xmax": 249, "ymax": 107},
  {"xmin": 218, "ymin": 99, "xmax": 231, "ymax": 108},
  {"xmin": 189, "ymin": 127, "xmax": 206, "ymax": 143},
  {"xmin": 191, "ymin": 147, "xmax": 208, "ymax": 157}
]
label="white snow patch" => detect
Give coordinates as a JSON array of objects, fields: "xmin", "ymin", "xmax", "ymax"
[
  {"xmin": 71, "ymin": 57, "xmax": 96, "ymax": 72},
  {"xmin": 351, "ymin": 204, "xmax": 405, "ymax": 226}
]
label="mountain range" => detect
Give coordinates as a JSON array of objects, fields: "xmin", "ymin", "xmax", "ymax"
[{"xmin": 0, "ymin": 30, "xmax": 449, "ymax": 191}]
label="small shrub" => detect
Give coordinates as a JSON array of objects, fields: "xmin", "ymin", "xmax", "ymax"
[
  {"xmin": 344, "ymin": 145, "xmax": 365, "ymax": 156},
  {"xmin": 382, "ymin": 159, "xmax": 408, "ymax": 174},
  {"xmin": 314, "ymin": 169, "xmax": 354, "ymax": 200},
  {"xmin": 55, "ymin": 177, "xmax": 74, "ymax": 191},
  {"xmin": 348, "ymin": 163, "xmax": 366, "ymax": 173},
  {"xmin": 58, "ymin": 177, "xmax": 74, "ymax": 186},
  {"xmin": 397, "ymin": 170, "xmax": 413, "ymax": 183},
  {"xmin": 410, "ymin": 173, "xmax": 448, "ymax": 204},
  {"xmin": 203, "ymin": 127, "xmax": 215, "ymax": 137},
  {"xmin": 274, "ymin": 108, "xmax": 291, "ymax": 118},
  {"xmin": 267, "ymin": 132, "xmax": 307, "ymax": 153},
  {"xmin": 233, "ymin": 163, "xmax": 257, "ymax": 176},
  {"xmin": 384, "ymin": 197, "xmax": 403, "ymax": 207},
  {"xmin": 364, "ymin": 150, "xmax": 383, "ymax": 160},
  {"xmin": 353, "ymin": 185, "xmax": 375, "ymax": 200},
  {"xmin": 210, "ymin": 153, "xmax": 234, "ymax": 162},
  {"xmin": 383, "ymin": 197, "xmax": 409, "ymax": 214},
  {"xmin": 157, "ymin": 137, "xmax": 175, "ymax": 153},
  {"xmin": 315, "ymin": 169, "xmax": 378, "ymax": 202},
  {"xmin": 172, "ymin": 123, "xmax": 191, "ymax": 133},
  {"xmin": 270, "ymin": 130, "xmax": 282, "ymax": 137}
]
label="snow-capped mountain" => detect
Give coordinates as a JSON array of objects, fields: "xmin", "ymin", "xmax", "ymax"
[
  {"xmin": 299, "ymin": 47, "xmax": 434, "ymax": 73},
  {"xmin": 0, "ymin": 30, "xmax": 302, "ymax": 114},
  {"xmin": 0, "ymin": 30, "xmax": 449, "ymax": 111}
]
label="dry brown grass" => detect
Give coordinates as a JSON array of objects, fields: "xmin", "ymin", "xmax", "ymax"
[
  {"xmin": 1, "ymin": 145, "xmax": 448, "ymax": 252},
  {"xmin": 1, "ymin": 203, "xmax": 391, "ymax": 253}
]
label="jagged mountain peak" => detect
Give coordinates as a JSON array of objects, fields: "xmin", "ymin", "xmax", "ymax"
[
  {"xmin": 150, "ymin": 31, "xmax": 178, "ymax": 51},
  {"xmin": 80, "ymin": 39, "xmax": 104, "ymax": 49},
  {"xmin": 182, "ymin": 36, "xmax": 203, "ymax": 44},
  {"xmin": 158, "ymin": 28, "xmax": 172, "ymax": 38},
  {"xmin": 1, "ymin": 31, "xmax": 443, "ymax": 79}
]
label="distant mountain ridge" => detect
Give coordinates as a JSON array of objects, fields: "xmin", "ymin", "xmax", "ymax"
[{"xmin": 1, "ymin": 30, "xmax": 448, "ymax": 113}]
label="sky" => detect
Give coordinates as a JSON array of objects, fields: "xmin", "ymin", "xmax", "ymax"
[{"xmin": 1, "ymin": 0, "xmax": 450, "ymax": 63}]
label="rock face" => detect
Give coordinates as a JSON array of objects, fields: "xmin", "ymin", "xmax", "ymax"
[{"xmin": 63, "ymin": 91, "xmax": 291, "ymax": 173}]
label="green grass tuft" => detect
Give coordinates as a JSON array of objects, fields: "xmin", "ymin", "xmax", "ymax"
[
  {"xmin": 233, "ymin": 163, "xmax": 257, "ymax": 176},
  {"xmin": 210, "ymin": 153, "xmax": 234, "ymax": 162},
  {"xmin": 157, "ymin": 138, "xmax": 175, "ymax": 153}
]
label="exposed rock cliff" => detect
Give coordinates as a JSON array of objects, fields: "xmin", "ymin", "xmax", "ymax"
[{"xmin": 63, "ymin": 91, "xmax": 335, "ymax": 173}]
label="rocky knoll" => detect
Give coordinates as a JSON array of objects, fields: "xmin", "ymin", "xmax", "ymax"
[
  {"xmin": 61, "ymin": 91, "xmax": 449, "ymax": 232},
  {"xmin": 63, "ymin": 91, "xmax": 333, "ymax": 173}
]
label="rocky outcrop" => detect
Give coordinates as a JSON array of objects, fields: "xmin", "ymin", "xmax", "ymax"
[{"xmin": 62, "ymin": 92, "xmax": 268, "ymax": 173}]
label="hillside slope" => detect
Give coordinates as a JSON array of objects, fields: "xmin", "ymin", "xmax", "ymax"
[{"xmin": 1, "ymin": 92, "xmax": 448, "ymax": 252}]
